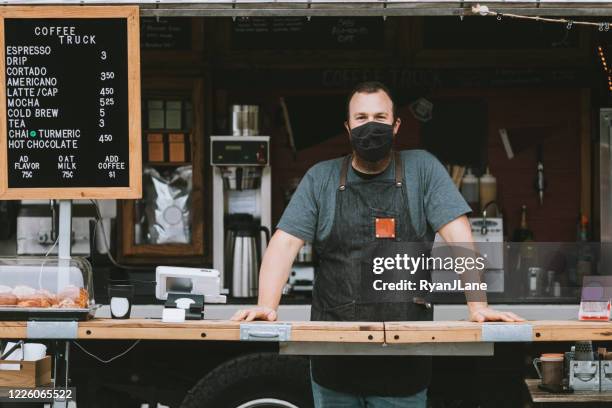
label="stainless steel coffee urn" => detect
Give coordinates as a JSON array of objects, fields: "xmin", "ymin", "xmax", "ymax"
[{"xmin": 224, "ymin": 214, "xmax": 270, "ymax": 297}]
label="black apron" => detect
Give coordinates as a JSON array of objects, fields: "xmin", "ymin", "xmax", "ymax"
[{"xmin": 311, "ymin": 151, "xmax": 433, "ymax": 397}]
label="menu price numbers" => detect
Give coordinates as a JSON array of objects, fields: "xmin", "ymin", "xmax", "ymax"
[
  {"xmin": 97, "ymin": 51, "xmax": 114, "ymax": 133},
  {"xmin": 99, "ymin": 97, "xmax": 114, "ymax": 107},
  {"xmin": 98, "ymin": 134, "xmax": 113, "ymax": 143},
  {"xmin": 100, "ymin": 71, "xmax": 115, "ymax": 81}
]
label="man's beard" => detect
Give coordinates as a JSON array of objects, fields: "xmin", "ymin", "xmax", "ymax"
[{"xmin": 352, "ymin": 149, "xmax": 393, "ymax": 174}]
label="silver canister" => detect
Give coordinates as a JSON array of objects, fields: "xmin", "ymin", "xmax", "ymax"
[
  {"xmin": 231, "ymin": 105, "xmax": 243, "ymax": 136},
  {"xmin": 246, "ymin": 105, "xmax": 259, "ymax": 136},
  {"xmin": 231, "ymin": 105, "xmax": 260, "ymax": 136}
]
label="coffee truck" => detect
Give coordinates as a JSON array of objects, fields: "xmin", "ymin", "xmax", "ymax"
[{"xmin": 1, "ymin": 1, "xmax": 612, "ymax": 407}]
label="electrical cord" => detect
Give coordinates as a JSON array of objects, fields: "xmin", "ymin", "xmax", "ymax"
[
  {"xmin": 472, "ymin": 4, "xmax": 612, "ymax": 29},
  {"xmin": 43, "ymin": 234, "xmax": 58, "ymax": 257},
  {"xmin": 89, "ymin": 199, "xmax": 153, "ymax": 275},
  {"xmin": 73, "ymin": 340, "xmax": 141, "ymax": 364},
  {"xmin": 38, "ymin": 232, "xmax": 60, "ymax": 290}
]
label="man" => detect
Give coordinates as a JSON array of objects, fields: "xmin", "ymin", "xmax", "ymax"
[{"xmin": 232, "ymin": 81, "xmax": 523, "ymax": 407}]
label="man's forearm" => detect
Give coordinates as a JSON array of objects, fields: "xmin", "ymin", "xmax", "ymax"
[
  {"xmin": 437, "ymin": 217, "xmax": 523, "ymax": 322},
  {"xmin": 438, "ymin": 216, "xmax": 488, "ymax": 306},
  {"xmin": 467, "ymin": 301, "xmax": 488, "ymax": 311},
  {"xmin": 257, "ymin": 230, "xmax": 304, "ymax": 310}
]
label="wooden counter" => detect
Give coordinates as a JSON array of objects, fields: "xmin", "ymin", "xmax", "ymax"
[
  {"xmin": 386, "ymin": 320, "xmax": 612, "ymax": 343},
  {"xmin": 1, "ymin": 319, "xmax": 612, "ymax": 343},
  {"xmin": 0, "ymin": 319, "xmax": 385, "ymax": 343}
]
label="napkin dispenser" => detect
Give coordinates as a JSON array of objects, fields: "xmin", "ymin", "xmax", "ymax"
[{"xmin": 155, "ymin": 266, "xmax": 226, "ymax": 320}]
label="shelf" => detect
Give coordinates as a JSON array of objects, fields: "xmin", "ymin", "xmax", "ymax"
[{"xmin": 525, "ymin": 379, "xmax": 612, "ymax": 403}]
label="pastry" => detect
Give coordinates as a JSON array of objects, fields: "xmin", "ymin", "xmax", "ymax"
[
  {"xmin": 17, "ymin": 299, "xmax": 44, "ymax": 308},
  {"xmin": 12, "ymin": 285, "xmax": 37, "ymax": 300},
  {"xmin": 58, "ymin": 285, "xmax": 88, "ymax": 308},
  {"xmin": 11, "ymin": 286, "xmax": 55, "ymax": 308},
  {"xmin": 76, "ymin": 288, "xmax": 89, "ymax": 308},
  {"xmin": 37, "ymin": 289, "xmax": 58, "ymax": 306},
  {"xmin": 58, "ymin": 298, "xmax": 77, "ymax": 308},
  {"xmin": 0, "ymin": 293, "xmax": 17, "ymax": 306},
  {"xmin": 58, "ymin": 285, "xmax": 80, "ymax": 301}
]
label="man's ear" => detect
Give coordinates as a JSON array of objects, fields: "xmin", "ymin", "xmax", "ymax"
[
  {"xmin": 393, "ymin": 117, "xmax": 401, "ymax": 135},
  {"xmin": 344, "ymin": 121, "xmax": 351, "ymax": 137}
]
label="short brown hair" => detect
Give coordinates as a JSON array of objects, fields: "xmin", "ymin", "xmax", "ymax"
[{"xmin": 346, "ymin": 81, "xmax": 397, "ymax": 120}]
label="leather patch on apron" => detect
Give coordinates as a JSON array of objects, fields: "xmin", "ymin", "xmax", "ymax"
[{"xmin": 375, "ymin": 217, "xmax": 396, "ymax": 238}]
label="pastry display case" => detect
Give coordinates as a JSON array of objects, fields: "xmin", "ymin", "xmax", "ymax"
[{"xmin": 0, "ymin": 257, "xmax": 95, "ymax": 321}]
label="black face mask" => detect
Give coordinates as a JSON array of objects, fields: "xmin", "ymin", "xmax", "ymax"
[{"xmin": 349, "ymin": 121, "xmax": 394, "ymax": 162}]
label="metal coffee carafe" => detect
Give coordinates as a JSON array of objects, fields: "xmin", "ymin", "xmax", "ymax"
[{"xmin": 224, "ymin": 214, "xmax": 270, "ymax": 297}]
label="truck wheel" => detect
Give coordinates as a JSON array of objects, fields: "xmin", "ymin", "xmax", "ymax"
[{"xmin": 181, "ymin": 352, "xmax": 314, "ymax": 408}]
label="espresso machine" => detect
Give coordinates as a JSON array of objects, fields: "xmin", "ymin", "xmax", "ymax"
[{"xmin": 210, "ymin": 135, "xmax": 271, "ymax": 297}]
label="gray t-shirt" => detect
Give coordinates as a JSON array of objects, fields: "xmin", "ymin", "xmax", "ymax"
[{"xmin": 277, "ymin": 149, "xmax": 471, "ymax": 244}]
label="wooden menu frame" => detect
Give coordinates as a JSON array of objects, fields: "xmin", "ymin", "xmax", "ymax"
[{"xmin": 0, "ymin": 6, "xmax": 141, "ymax": 199}]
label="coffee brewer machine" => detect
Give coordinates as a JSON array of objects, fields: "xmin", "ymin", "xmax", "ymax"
[{"xmin": 211, "ymin": 135, "xmax": 271, "ymax": 297}]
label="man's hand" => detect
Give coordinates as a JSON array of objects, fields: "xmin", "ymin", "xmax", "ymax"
[
  {"xmin": 438, "ymin": 217, "xmax": 524, "ymax": 323},
  {"xmin": 231, "ymin": 306, "xmax": 277, "ymax": 322},
  {"xmin": 230, "ymin": 230, "xmax": 303, "ymax": 322},
  {"xmin": 468, "ymin": 306, "xmax": 525, "ymax": 322}
]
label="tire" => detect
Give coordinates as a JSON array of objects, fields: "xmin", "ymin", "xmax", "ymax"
[{"xmin": 180, "ymin": 352, "xmax": 314, "ymax": 408}]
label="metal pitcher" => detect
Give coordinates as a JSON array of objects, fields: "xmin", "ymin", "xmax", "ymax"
[{"xmin": 225, "ymin": 215, "xmax": 270, "ymax": 298}]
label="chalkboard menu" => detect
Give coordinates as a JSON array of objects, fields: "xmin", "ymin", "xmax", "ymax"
[
  {"xmin": 232, "ymin": 17, "xmax": 384, "ymax": 50},
  {"xmin": 0, "ymin": 7, "xmax": 141, "ymax": 199},
  {"xmin": 141, "ymin": 17, "xmax": 191, "ymax": 50}
]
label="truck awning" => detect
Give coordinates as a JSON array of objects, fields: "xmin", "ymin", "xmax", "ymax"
[{"xmin": 4, "ymin": 1, "xmax": 612, "ymax": 17}]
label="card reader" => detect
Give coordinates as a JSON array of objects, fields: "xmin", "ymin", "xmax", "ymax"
[{"xmin": 156, "ymin": 266, "xmax": 226, "ymax": 320}]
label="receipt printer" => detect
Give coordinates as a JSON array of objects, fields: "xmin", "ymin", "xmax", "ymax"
[{"xmin": 156, "ymin": 266, "xmax": 226, "ymax": 321}]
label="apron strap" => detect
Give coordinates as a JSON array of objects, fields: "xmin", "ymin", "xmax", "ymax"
[
  {"xmin": 394, "ymin": 150, "xmax": 404, "ymax": 187},
  {"xmin": 338, "ymin": 155, "xmax": 351, "ymax": 191}
]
